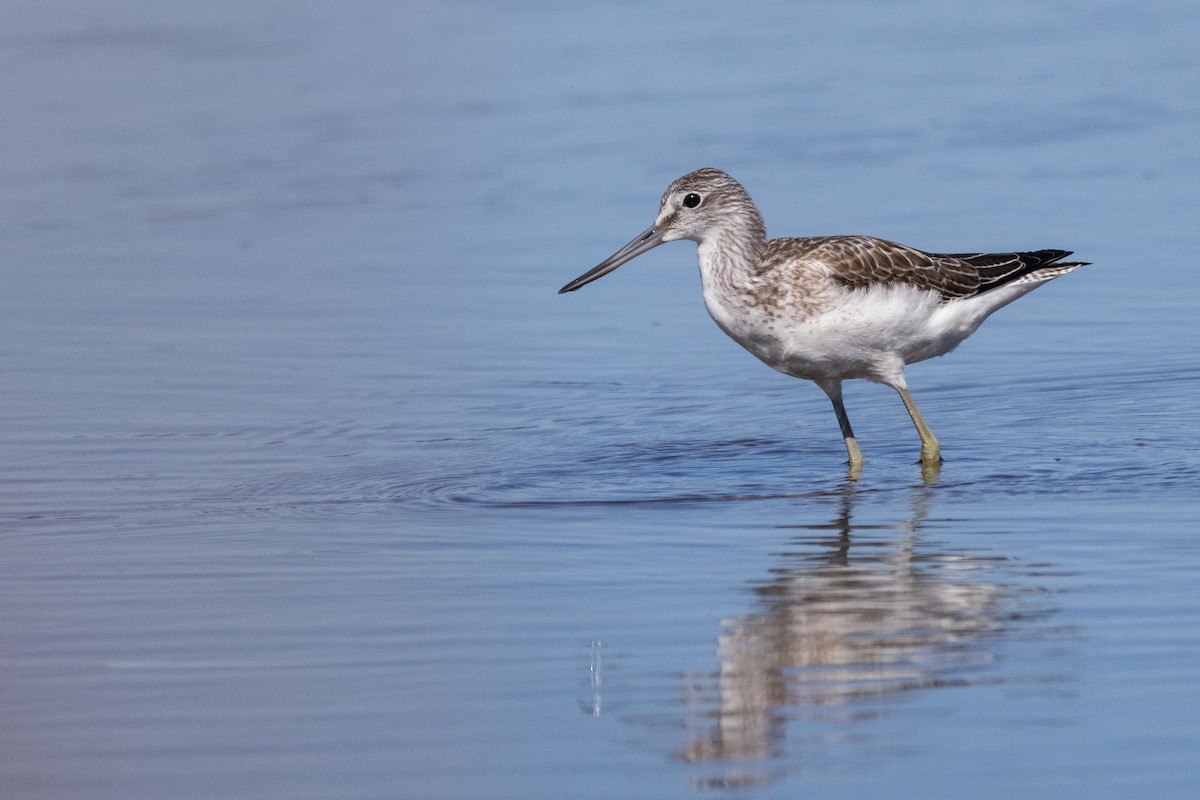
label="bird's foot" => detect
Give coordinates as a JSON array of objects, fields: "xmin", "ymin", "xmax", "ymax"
[{"xmin": 917, "ymin": 451, "xmax": 942, "ymax": 484}]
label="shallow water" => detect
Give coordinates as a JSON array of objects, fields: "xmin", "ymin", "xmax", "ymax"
[{"xmin": 3, "ymin": 1, "xmax": 1200, "ymax": 798}]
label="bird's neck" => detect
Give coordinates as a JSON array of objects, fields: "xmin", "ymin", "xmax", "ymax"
[{"xmin": 696, "ymin": 215, "xmax": 768, "ymax": 294}]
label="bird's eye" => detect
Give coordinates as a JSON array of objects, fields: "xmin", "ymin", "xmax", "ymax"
[{"xmin": 682, "ymin": 192, "xmax": 702, "ymax": 208}]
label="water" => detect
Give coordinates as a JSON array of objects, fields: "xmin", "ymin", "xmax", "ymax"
[{"xmin": 2, "ymin": 1, "xmax": 1199, "ymax": 797}]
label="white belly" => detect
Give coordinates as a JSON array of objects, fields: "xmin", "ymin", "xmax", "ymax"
[{"xmin": 704, "ymin": 282, "xmax": 983, "ymax": 384}]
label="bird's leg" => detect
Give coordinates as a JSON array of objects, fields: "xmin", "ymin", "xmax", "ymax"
[
  {"xmin": 819, "ymin": 381, "xmax": 864, "ymax": 475},
  {"xmin": 894, "ymin": 386, "xmax": 941, "ymax": 465}
]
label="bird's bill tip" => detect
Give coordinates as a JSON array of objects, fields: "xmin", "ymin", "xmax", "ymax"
[{"xmin": 557, "ymin": 225, "xmax": 666, "ymax": 294}]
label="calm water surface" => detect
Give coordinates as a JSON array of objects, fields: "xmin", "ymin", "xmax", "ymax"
[{"xmin": 3, "ymin": 2, "xmax": 1199, "ymax": 798}]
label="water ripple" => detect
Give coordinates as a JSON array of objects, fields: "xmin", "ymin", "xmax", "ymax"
[{"xmin": 209, "ymin": 425, "xmax": 1200, "ymax": 519}]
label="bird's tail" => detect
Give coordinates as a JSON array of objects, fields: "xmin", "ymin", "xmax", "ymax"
[{"xmin": 940, "ymin": 249, "xmax": 1090, "ymax": 295}]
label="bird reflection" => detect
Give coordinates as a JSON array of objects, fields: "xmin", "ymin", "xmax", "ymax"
[{"xmin": 678, "ymin": 481, "xmax": 1019, "ymax": 784}]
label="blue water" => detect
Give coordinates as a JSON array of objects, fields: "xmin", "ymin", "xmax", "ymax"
[{"xmin": 3, "ymin": 1, "xmax": 1199, "ymax": 798}]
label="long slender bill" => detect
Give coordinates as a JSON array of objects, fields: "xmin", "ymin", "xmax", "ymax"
[{"xmin": 558, "ymin": 225, "xmax": 667, "ymax": 293}]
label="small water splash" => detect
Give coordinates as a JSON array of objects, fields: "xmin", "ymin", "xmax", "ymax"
[{"xmin": 584, "ymin": 640, "xmax": 603, "ymax": 717}]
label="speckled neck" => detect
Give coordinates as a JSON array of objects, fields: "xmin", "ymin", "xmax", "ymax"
[{"xmin": 697, "ymin": 206, "xmax": 769, "ymax": 300}]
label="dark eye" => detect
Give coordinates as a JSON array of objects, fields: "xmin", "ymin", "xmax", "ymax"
[{"xmin": 682, "ymin": 192, "xmax": 702, "ymax": 208}]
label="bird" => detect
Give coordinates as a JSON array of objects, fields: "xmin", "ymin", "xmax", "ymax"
[{"xmin": 558, "ymin": 167, "xmax": 1087, "ymax": 473}]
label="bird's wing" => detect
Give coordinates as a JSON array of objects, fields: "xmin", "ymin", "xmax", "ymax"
[
  {"xmin": 805, "ymin": 236, "xmax": 981, "ymax": 300},
  {"xmin": 785, "ymin": 237, "xmax": 1087, "ymax": 301}
]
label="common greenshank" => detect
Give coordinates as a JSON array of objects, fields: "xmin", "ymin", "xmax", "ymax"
[{"xmin": 559, "ymin": 168, "xmax": 1087, "ymax": 472}]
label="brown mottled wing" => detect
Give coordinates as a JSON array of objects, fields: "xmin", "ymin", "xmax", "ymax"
[
  {"xmin": 806, "ymin": 236, "xmax": 981, "ymax": 300},
  {"xmin": 793, "ymin": 237, "xmax": 1088, "ymax": 301}
]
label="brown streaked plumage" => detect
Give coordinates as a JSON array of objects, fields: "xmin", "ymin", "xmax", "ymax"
[
  {"xmin": 800, "ymin": 236, "xmax": 1086, "ymax": 301},
  {"xmin": 559, "ymin": 167, "xmax": 1089, "ymax": 474}
]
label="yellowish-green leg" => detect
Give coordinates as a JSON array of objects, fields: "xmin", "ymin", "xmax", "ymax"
[
  {"xmin": 895, "ymin": 386, "xmax": 941, "ymax": 465},
  {"xmin": 821, "ymin": 381, "xmax": 863, "ymax": 478}
]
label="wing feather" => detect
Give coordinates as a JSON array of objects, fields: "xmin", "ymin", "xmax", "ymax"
[{"xmin": 766, "ymin": 236, "xmax": 1087, "ymax": 302}]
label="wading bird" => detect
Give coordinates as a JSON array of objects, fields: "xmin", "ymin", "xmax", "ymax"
[{"xmin": 559, "ymin": 168, "xmax": 1086, "ymax": 474}]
